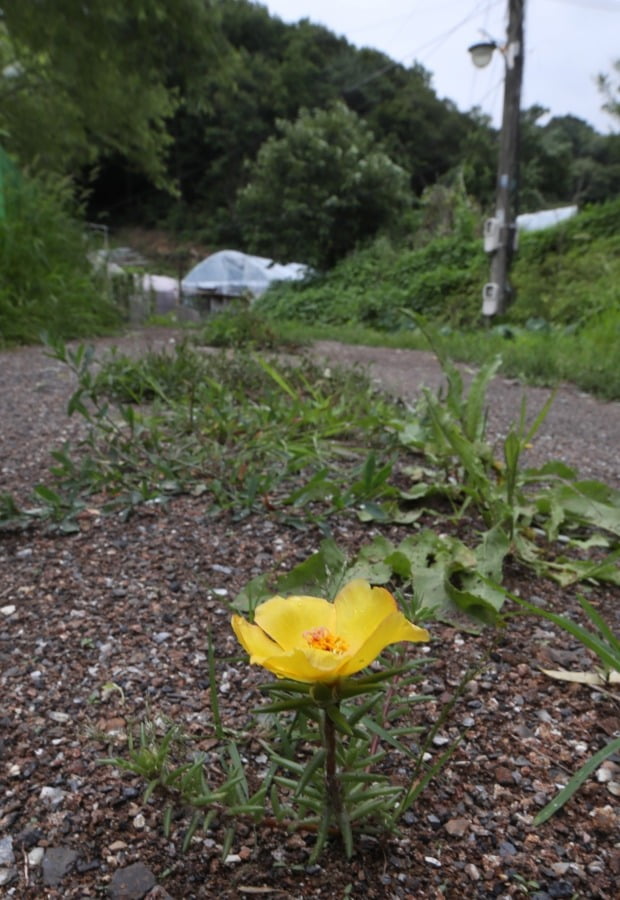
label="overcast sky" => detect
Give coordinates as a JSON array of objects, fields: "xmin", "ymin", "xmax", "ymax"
[{"xmin": 263, "ymin": 0, "xmax": 619, "ymax": 134}]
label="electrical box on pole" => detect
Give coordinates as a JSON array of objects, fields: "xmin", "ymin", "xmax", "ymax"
[
  {"xmin": 482, "ymin": 283, "xmax": 500, "ymax": 316},
  {"xmin": 483, "ymin": 217, "xmax": 501, "ymax": 253}
]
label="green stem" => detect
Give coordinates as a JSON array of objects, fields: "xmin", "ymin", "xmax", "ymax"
[
  {"xmin": 323, "ymin": 708, "xmax": 343, "ymax": 823},
  {"xmin": 322, "ymin": 704, "xmax": 353, "ymax": 857}
]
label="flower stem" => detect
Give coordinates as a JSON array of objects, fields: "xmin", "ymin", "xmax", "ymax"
[
  {"xmin": 322, "ymin": 706, "xmax": 352, "ymax": 857},
  {"xmin": 323, "ymin": 709, "xmax": 343, "ymax": 822}
]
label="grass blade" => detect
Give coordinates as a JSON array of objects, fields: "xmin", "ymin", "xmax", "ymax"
[{"xmin": 534, "ymin": 735, "xmax": 620, "ymax": 825}]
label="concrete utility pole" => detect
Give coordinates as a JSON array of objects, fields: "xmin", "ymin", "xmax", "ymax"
[{"xmin": 478, "ymin": 0, "xmax": 525, "ymax": 317}]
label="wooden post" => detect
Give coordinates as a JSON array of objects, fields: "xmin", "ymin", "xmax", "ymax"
[{"xmin": 482, "ymin": 0, "xmax": 525, "ymax": 317}]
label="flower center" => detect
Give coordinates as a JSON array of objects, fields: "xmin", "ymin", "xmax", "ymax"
[{"xmin": 303, "ymin": 626, "xmax": 348, "ymax": 655}]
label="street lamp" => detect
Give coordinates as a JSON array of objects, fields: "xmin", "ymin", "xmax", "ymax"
[
  {"xmin": 468, "ymin": 42, "xmax": 497, "ymax": 69},
  {"xmin": 469, "ymin": 0, "xmax": 525, "ymax": 317}
]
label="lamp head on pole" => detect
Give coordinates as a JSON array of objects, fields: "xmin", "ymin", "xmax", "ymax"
[{"xmin": 468, "ymin": 41, "xmax": 497, "ymax": 69}]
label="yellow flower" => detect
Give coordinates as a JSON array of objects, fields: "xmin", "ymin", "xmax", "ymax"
[{"xmin": 231, "ymin": 579, "xmax": 429, "ymax": 684}]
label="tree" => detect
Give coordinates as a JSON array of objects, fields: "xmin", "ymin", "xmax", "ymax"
[
  {"xmin": 87, "ymin": 1, "xmax": 481, "ymax": 235},
  {"xmin": 598, "ymin": 59, "xmax": 620, "ymax": 126},
  {"xmin": 348, "ymin": 57, "xmax": 473, "ymax": 195},
  {"xmin": 0, "ymin": 0, "xmax": 220, "ymax": 188},
  {"xmin": 235, "ymin": 103, "xmax": 412, "ymax": 269},
  {"xmin": 518, "ymin": 108, "xmax": 620, "ymax": 208}
]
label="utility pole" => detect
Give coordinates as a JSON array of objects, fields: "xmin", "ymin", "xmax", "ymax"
[{"xmin": 480, "ymin": 0, "xmax": 525, "ymax": 317}]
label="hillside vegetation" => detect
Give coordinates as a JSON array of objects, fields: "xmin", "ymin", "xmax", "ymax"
[{"xmin": 255, "ymin": 198, "xmax": 620, "ymax": 399}]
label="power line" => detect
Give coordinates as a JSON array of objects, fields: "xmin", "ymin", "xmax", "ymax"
[
  {"xmin": 339, "ymin": 0, "xmax": 504, "ymax": 95},
  {"xmin": 413, "ymin": 0, "xmax": 504, "ymax": 65}
]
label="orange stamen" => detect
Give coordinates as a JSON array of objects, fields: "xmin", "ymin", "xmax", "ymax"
[{"xmin": 303, "ymin": 626, "xmax": 348, "ymax": 655}]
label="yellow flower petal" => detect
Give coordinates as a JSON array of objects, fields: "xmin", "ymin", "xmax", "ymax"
[
  {"xmin": 333, "ymin": 580, "xmax": 398, "ymax": 651},
  {"xmin": 231, "ymin": 614, "xmax": 282, "ymax": 662},
  {"xmin": 254, "ymin": 594, "xmax": 336, "ymax": 651},
  {"xmin": 339, "ymin": 611, "xmax": 430, "ymax": 678},
  {"xmin": 232, "ymin": 579, "xmax": 430, "ymax": 684},
  {"xmin": 260, "ymin": 647, "xmax": 347, "ymax": 682}
]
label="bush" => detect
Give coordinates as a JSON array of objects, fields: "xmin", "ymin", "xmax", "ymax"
[
  {"xmin": 236, "ymin": 103, "xmax": 413, "ymax": 270},
  {"xmin": 256, "ymin": 234, "xmax": 486, "ymax": 329},
  {"xmin": 512, "ymin": 198, "xmax": 620, "ymax": 325},
  {"xmin": 198, "ymin": 304, "xmax": 297, "ymax": 350},
  {"xmin": 0, "ymin": 166, "xmax": 120, "ymax": 345}
]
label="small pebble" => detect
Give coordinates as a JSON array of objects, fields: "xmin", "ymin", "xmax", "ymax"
[{"xmin": 27, "ymin": 848, "xmax": 45, "ymax": 867}]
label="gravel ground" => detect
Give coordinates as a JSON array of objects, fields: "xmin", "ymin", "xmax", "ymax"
[{"xmin": 0, "ymin": 328, "xmax": 619, "ymax": 899}]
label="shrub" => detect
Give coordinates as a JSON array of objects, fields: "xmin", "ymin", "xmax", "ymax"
[
  {"xmin": 236, "ymin": 102, "xmax": 412, "ymax": 270},
  {"xmin": 0, "ymin": 166, "xmax": 120, "ymax": 345}
]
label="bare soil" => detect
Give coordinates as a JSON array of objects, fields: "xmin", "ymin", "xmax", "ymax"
[{"xmin": 0, "ymin": 327, "xmax": 619, "ymax": 899}]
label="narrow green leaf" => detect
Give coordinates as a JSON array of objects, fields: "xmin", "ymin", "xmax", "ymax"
[
  {"xmin": 524, "ymin": 389, "xmax": 556, "ymax": 444},
  {"xmin": 163, "ymin": 805, "xmax": 173, "ymax": 838},
  {"xmin": 220, "ymin": 826, "xmax": 235, "ymax": 860},
  {"xmin": 534, "ymin": 735, "xmax": 620, "ymax": 825},
  {"xmin": 337, "ymin": 806, "xmax": 354, "ymax": 860},
  {"xmin": 309, "ymin": 809, "xmax": 331, "ymax": 864},
  {"xmin": 325, "ymin": 704, "xmax": 355, "ymax": 736},
  {"xmin": 254, "ymin": 356, "xmax": 298, "ymax": 400},
  {"xmin": 270, "ymin": 784, "xmax": 283, "ymax": 821},
  {"xmin": 578, "ymin": 595, "xmax": 620, "ymax": 660},
  {"xmin": 296, "ymin": 748, "xmax": 326, "ymax": 796},
  {"xmin": 363, "ymin": 717, "xmax": 412, "ymax": 756},
  {"xmin": 33, "ymin": 484, "xmax": 62, "ymax": 505},
  {"xmin": 514, "ymin": 597, "xmax": 620, "ymax": 671}
]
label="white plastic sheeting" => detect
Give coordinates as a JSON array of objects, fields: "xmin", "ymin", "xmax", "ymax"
[
  {"xmin": 516, "ymin": 206, "xmax": 578, "ymax": 233},
  {"xmin": 181, "ymin": 249, "xmax": 309, "ymax": 300}
]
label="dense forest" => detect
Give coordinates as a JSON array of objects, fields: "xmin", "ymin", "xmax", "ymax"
[
  {"xmin": 1, "ymin": 0, "xmax": 619, "ymax": 263},
  {"xmin": 1, "ymin": 0, "xmax": 619, "ymax": 347},
  {"xmin": 87, "ymin": 1, "xmax": 620, "ymax": 259}
]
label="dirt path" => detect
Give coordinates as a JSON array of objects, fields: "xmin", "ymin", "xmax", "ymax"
[
  {"xmin": 1, "ymin": 330, "xmax": 619, "ymax": 505},
  {"xmin": 0, "ymin": 327, "xmax": 619, "ymax": 899},
  {"xmin": 312, "ymin": 340, "xmax": 620, "ymax": 486}
]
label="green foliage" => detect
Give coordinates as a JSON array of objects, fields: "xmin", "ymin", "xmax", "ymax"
[
  {"xmin": 420, "ymin": 311, "xmax": 620, "ymax": 402},
  {"xmin": 236, "ymin": 102, "xmax": 412, "ymax": 269},
  {"xmin": 100, "ymin": 723, "xmax": 270, "ymax": 855},
  {"xmin": 23, "ymin": 335, "xmax": 399, "ymax": 524},
  {"xmin": 198, "ymin": 303, "xmax": 298, "ymax": 350},
  {"xmin": 258, "ymin": 198, "xmax": 620, "ymax": 334},
  {"xmin": 100, "ymin": 621, "xmax": 467, "ymax": 861},
  {"xmin": 389, "ymin": 333, "xmax": 620, "ymax": 588},
  {"xmin": 517, "ymin": 108, "xmax": 620, "ymax": 208},
  {"xmin": 7, "ymin": 326, "xmax": 618, "ymax": 601},
  {"xmin": 26, "ymin": 315, "xmax": 613, "ymax": 861},
  {"xmin": 0, "ymin": 0, "xmax": 220, "ymax": 188},
  {"xmin": 512, "ymin": 200, "xmax": 620, "ymax": 326},
  {"xmin": 256, "ymin": 233, "xmax": 485, "ymax": 328},
  {"xmin": 233, "ymin": 334, "xmax": 620, "ymax": 623},
  {"xmin": 413, "ymin": 168, "xmax": 480, "ymax": 245},
  {"xmin": 254, "ymin": 657, "xmax": 449, "ymax": 862},
  {"xmin": 234, "ymin": 533, "xmax": 506, "ymax": 627},
  {"xmin": 598, "ymin": 58, "xmax": 620, "ymax": 125},
  {"xmin": 8, "ymin": 0, "xmax": 614, "ymax": 250},
  {"xmin": 256, "ymin": 197, "xmax": 620, "ymax": 399},
  {"xmin": 0, "ymin": 170, "xmax": 121, "ymax": 345},
  {"xmin": 108, "ymin": 0, "xmax": 487, "ymax": 236}
]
